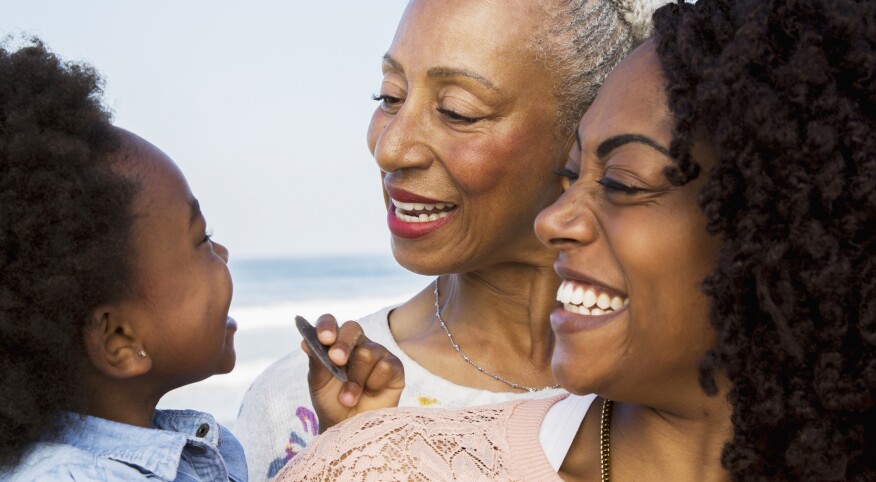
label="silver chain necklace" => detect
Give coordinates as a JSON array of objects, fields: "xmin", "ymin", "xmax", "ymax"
[{"xmin": 433, "ymin": 278, "xmax": 561, "ymax": 393}]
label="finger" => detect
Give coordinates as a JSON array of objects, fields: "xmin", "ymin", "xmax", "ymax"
[
  {"xmin": 343, "ymin": 341, "xmax": 378, "ymax": 391},
  {"xmin": 338, "ymin": 381, "xmax": 363, "ymax": 408},
  {"xmin": 362, "ymin": 352, "xmax": 406, "ymax": 396},
  {"xmin": 303, "ymin": 340, "xmax": 337, "ymax": 391},
  {"xmin": 314, "ymin": 314, "xmax": 340, "ymax": 345},
  {"xmin": 328, "ymin": 320, "xmax": 365, "ymax": 366}
]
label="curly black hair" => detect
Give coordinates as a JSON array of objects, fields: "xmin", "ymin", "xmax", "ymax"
[
  {"xmin": 652, "ymin": 0, "xmax": 876, "ymax": 480},
  {"xmin": 0, "ymin": 39, "xmax": 138, "ymax": 468}
]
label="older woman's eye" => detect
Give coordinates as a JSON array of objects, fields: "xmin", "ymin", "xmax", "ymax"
[
  {"xmin": 436, "ymin": 107, "xmax": 481, "ymax": 123},
  {"xmin": 596, "ymin": 177, "xmax": 646, "ymax": 195}
]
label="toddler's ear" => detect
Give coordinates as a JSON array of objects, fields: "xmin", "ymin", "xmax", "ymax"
[{"xmin": 83, "ymin": 306, "xmax": 152, "ymax": 379}]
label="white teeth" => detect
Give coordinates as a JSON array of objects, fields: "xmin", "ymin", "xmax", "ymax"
[
  {"xmin": 597, "ymin": 293, "xmax": 610, "ymax": 310},
  {"xmin": 395, "ymin": 207, "xmax": 453, "ymax": 223},
  {"xmin": 571, "ymin": 286, "xmax": 585, "ymax": 305},
  {"xmin": 556, "ymin": 280, "xmax": 630, "ymax": 317},
  {"xmin": 391, "ymin": 199, "xmax": 414, "ymax": 211},
  {"xmin": 610, "ymin": 296, "xmax": 624, "ymax": 311},
  {"xmin": 391, "ymin": 198, "xmax": 456, "ymax": 214},
  {"xmin": 583, "ymin": 289, "xmax": 597, "ymax": 308},
  {"xmin": 562, "ymin": 283, "xmax": 574, "ymax": 303}
]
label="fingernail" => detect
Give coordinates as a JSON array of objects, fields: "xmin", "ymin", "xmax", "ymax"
[{"xmin": 340, "ymin": 392, "xmax": 356, "ymax": 407}]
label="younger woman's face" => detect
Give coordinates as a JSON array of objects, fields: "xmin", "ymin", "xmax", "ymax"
[
  {"xmin": 535, "ymin": 43, "xmax": 721, "ymax": 407},
  {"xmin": 116, "ymin": 132, "xmax": 236, "ymax": 389}
]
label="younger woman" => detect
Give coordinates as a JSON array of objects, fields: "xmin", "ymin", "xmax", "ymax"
[{"xmin": 0, "ymin": 41, "xmax": 245, "ymax": 481}]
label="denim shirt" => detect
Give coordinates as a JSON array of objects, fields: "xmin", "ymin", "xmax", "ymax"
[{"xmin": 2, "ymin": 410, "xmax": 247, "ymax": 481}]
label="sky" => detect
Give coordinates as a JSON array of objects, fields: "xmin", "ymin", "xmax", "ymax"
[{"xmin": 1, "ymin": 0, "xmax": 410, "ymax": 259}]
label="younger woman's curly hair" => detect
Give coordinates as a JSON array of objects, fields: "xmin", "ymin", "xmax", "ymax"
[
  {"xmin": 0, "ymin": 40, "xmax": 138, "ymax": 468},
  {"xmin": 652, "ymin": 0, "xmax": 876, "ymax": 480}
]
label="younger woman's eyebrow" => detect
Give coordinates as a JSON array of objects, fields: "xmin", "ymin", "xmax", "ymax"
[{"xmin": 596, "ymin": 134, "xmax": 670, "ymax": 158}]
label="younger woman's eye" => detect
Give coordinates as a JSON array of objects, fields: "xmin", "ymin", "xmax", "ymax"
[
  {"xmin": 371, "ymin": 93, "xmax": 401, "ymax": 105},
  {"xmin": 202, "ymin": 229, "xmax": 214, "ymax": 245},
  {"xmin": 436, "ymin": 107, "xmax": 481, "ymax": 123},
  {"xmin": 596, "ymin": 177, "xmax": 646, "ymax": 195},
  {"xmin": 554, "ymin": 167, "xmax": 580, "ymax": 182}
]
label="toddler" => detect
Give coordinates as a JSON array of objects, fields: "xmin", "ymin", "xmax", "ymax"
[{"xmin": 0, "ymin": 40, "xmax": 245, "ymax": 481}]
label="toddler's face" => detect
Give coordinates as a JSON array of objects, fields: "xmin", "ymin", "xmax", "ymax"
[{"xmin": 115, "ymin": 130, "xmax": 236, "ymax": 388}]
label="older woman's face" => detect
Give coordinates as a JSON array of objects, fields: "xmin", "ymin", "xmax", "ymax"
[
  {"xmin": 368, "ymin": 0, "xmax": 568, "ymax": 274},
  {"xmin": 535, "ymin": 43, "xmax": 721, "ymax": 406}
]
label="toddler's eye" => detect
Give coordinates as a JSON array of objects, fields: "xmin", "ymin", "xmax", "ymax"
[{"xmin": 202, "ymin": 229, "xmax": 214, "ymax": 245}]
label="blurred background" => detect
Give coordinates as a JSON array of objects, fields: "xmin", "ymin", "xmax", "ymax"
[{"xmin": 0, "ymin": 0, "xmax": 430, "ymax": 426}]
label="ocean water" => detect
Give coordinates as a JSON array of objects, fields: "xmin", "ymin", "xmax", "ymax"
[{"xmin": 156, "ymin": 255, "xmax": 430, "ymax": 428}]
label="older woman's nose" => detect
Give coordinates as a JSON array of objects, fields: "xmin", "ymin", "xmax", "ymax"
[
  {"xmin": 535, "ymin": 189, "xmax": 599, "ymax": 250},
  {"xmin": 368, "ymin": 104, "xmax": 434, "ymax": 173}
]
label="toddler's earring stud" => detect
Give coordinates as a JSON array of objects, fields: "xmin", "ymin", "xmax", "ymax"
[{"xmin": 137, "ymin": 350, "xmax": 147, "ymax": 358}]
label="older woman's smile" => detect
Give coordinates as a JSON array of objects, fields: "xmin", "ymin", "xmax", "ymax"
[
  {"xmin": 385, "ymin": 186, "xmax": 459, "ymax": 239},
  {"xmin": 390, "ymin": 199, "xmax": 457, "ymax": 223}
]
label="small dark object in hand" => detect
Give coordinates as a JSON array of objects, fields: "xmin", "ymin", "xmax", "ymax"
[{"xmin": 295, "ymin": 315, "xmax": 348, "ymax": 383}]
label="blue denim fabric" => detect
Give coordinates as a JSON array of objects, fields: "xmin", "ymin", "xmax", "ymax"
[{"xmin": 2, "ymin": 410, "xmax": 247, "ymax": 481}]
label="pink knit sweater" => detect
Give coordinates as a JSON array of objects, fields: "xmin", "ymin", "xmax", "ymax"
[{"xmin": 275, "ymin": 395, "xmax": 568, "ymax": 481}]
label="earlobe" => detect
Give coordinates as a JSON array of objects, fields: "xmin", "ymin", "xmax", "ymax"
[{"xmin": 83, "ymin": 307, "xmax": 152, "ymax": 379}]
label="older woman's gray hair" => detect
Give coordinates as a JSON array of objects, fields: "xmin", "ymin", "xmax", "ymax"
[{"xmin": 536, "ymin": 0, "xmax": 670, "ymax": 134}]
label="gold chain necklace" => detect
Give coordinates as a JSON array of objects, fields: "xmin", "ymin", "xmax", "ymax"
[
  {"xmin": 433, "ymin": 278, "xmax": 561, "ymax": 393},
  {"xmin": 600, "ymin": 398, "xmax": 613, "ymax": 482}
]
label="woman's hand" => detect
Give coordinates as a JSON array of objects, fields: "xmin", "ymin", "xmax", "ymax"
[{"xmin": 303, "ymin": 314, "xmax": 405, "ymax": 433}]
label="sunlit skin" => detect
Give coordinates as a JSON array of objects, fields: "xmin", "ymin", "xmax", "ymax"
[
  {"xmin": 83, "ymin": 130, "xmax": 235, "ymax": 428},
  {"xmin": 359, "ymin": 0, "xmax": 570, "ymax": 392},
  {"xmin": 534, "ymin": 43, "xmax": 732, "ymax": 481}
]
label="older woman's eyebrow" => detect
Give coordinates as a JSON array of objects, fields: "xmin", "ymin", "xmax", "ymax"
[
  {"xmin": 382, "ymin": 53, "xmax": 497, "ymax": 92},
  {"xmin": 426, "ymin": 67, "xmax": 497, "ymax": 91},
  {"xmin": 382, "ymin": 54, "xmax": 404, "ymax": 73},
  {"xmin": 596, "ymin": 134, "xmax": 670, "ymax": 158}
]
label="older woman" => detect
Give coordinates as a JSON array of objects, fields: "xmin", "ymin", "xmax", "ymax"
[
  {"xmin": 275, "ymin": 0, "xmax": 875, "ymax": 480},
  {"xmin": 236, "ymin": 0, "xmax": 666, "ymax": 479}
]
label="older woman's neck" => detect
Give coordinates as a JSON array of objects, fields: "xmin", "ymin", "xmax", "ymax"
[{"xmin": 443, "ymin": 263, "xmax": 560, "ymax": 364}]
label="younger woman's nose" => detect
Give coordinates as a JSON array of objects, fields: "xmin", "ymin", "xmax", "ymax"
[{"xmin": 535, "ymin": 189, "xmax": 599, "ymax": 250}]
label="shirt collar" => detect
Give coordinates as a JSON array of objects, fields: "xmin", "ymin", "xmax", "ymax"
[{"xmin": 56, "ymin": 410, "xmax": 221, "ymax": 481}]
